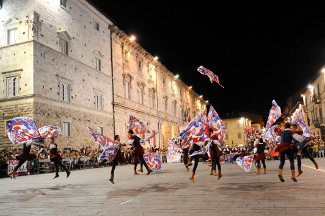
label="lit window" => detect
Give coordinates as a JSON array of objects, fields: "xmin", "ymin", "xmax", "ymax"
[
  {"xmin": 59, "ymin": 39, "xmax": 68, "ymax": 55},
  {"xmin": 95, "ymin": 58, "xmax": 101, "ymax": 71},
  {"xmin": 60, "ymin": 83, "xmax": 69, "ymax": 102},
  {"xmin": 62, "ymin": 122, "xmax": 70, "ymax": 136},
  {"xmin": 125, "ymin": 82, "xmax": 130, "ymax": 99},
  {"xmin": 139, "ymin": 88, "xmax": 143, "ymax": 104},
  {"xmin": 7, "ymin": 76, "xmax": 18, "ymax": 97},
  {"xmin": 7, "ymin": 28, "xmax": 18, "ymax": 45},
  {"xmin": 96, "ymin": 94, "xmax": 102, "ymax": 110},
  {"xmin": 97, "ymin": 127, "xmax": 103, "ymax": 135}
]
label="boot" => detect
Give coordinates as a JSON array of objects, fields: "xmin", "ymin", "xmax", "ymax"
[
  {"xmin": 210, "ymin": 170, "xmax": 214, "ymax": 175},
  {"xmin": 134, "ymin": 170, "xmax": 139, "ymax": 175},
  {"xmin": 256, "ymin": 168, "xmax": 260, "ymax": 175},
  {"xmin": 66, "ymin": 171, "xmax": 71, "ymax": 178},
  {"xmin": 217, "ymin": 171, "xmax": 222, "ymax": 180},
  {"xmin": 278, "ymin": 169, "xmax": 284, "ymax": 182},
  {"xmin": 53, "ymin": 172, "xmax": 59, "ymax": 179},
  {"xmin": 138, "ymin": 166, "xmax": 143, "ymax": 172},
  {"xmin": 313, "ymin": 161, "xmax": 319, "ymax": 169},
  {"xmin": 297, "ymin": 167, "xmax": 303, "ymax": 177},
  {"xmin": 109, "ymin": 174, "xmax": 115, "ymax": 184},
  {"xmin": 185, "ymin": 167, "xmax": 189, "ymax": 172},
  {"xmin": 9, "ymin": 170, "xmax": 16, "ymax": 179},
  {"xmin": 291, "ymin": 170, "xmax": 297, "ymax": 182},
  {"xmin": 146, "ymin": 167, "xmax": 152, "ymax": 175},
  {"xmin": 264, "ymin": 168, "xmax": 266, "ymax": 174},
  {"xmin": 213, "ymin": 170, "xmax": 218, "ymax": 176},
  {"xmin": 189, "ymin": 172, "xmax": 195, "ymax": 183}
]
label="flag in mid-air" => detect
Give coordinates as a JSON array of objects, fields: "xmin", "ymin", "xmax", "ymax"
[
  {"xmin": 236, "ymin": 155, "xmax": 254, "ymax": 172},
  {"xmin": 167, "ymin": 138, "xmax": 179, "ymax": 163},
  {"xmin": 178, "ymin": 110, "xmax": 209, "ymax": 143},
  {"xmin": 129, "ymin": 115, "xmax": 150, "ymax": 135},
  {"xmin": 292, "ymin": 104, "xmax": 313, "ymax": 137},
  {"xmin": 197, "ymin": 66, "xmax": 220, "ymax": 84},
  {"xmin": 265, "ymin": 100, "xmax": 281, "ymax": 131},
  {"xmin": 208, "ymin": 106, "xmax": 227, "ymax": 141},
  {"xmin": 144, "ymin": 150, "xmax": 162, "ymax": 171}
]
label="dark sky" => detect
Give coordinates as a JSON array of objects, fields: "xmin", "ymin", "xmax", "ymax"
[{"xmin": 91, "ymin": 1, "xmax": 325, "ymax": 122}]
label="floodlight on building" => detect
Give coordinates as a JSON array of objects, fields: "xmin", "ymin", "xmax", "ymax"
[
  {"xmin": 206, "ymin": 100, "xmax": 209, "ymax": 103},
  {"xmin": 175, "ymin": 74, "xmax": 179, "ymax": 79},
  {"xmin": 322, "ymin": 67, "xmax": 325, "ymax": 73},
  {"xmin": 189, "ymin": 86, "xmax": 192, "ymax": 89},
  {"xmin": 308, "ymin": 85, "xmax": 312, "ymax": 89},
  {"xmin": 154, "ymin": 56, "xmax": 158, "ymax": 61},
  {"xmin": 200, "ymin": 95, "xmax": 203, "ymax": 98},
  {"xmin": 130, "ymin": 35, "xmax": 136, "ymax": 41}
]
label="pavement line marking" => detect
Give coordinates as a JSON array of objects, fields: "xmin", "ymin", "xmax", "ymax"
[
  {"xmin": 168, "ymin": 184, "xmax": 175, "ymax": 186},
  {"xmin": 301, "ymin": 164, "xmax": 325, "ymax": 173},
  {"xmin": 119, "ymin": 199, "xmax": 133, "ymax": 206}
]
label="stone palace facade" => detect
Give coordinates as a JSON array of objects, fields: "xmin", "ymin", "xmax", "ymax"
[{"xmin": 0, "ymin": 0, "xmax": 207, "ymax": 150}]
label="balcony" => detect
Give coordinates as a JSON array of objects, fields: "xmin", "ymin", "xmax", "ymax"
[{"xmin": 314, "ymin": 96, "xmax": 321, "ymax": 104}]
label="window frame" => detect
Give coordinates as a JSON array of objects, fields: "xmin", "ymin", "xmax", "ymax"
[
  {"xmin": 96, "ymin": 94, "xmax": 102, "ymax": 110},
  {"xmin": 6, "ymin": 76, "xmax": 18, "ymax": 98},
  {"xmin": 7, "ymin": 28, "xmax": 18, "ymax": 45},
  {"xmin": 62, "ymin": 122, "xmax": 70, "ymax": 136},
  {"xmin": 59, "ymin": 38, "xmax": 68, "ymax": 55},
  {"xmin": 95, "ymin": 58, "xmax": 101, "ymax": 71},
  {"xmin": 60, "ymin": 82, "xmax": 70, "ymax": 102}
]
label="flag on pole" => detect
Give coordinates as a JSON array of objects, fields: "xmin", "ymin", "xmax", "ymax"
[
  {"xmin": 197, "ymin": 66, "xmax": 224, "ymax": 88},
  {"xmin": 188, "ymin": 140, "xmax": 211, "ymax": 157},
  {"xmin": 208, "ymin": 106, "xmax": 227, "ymax": 141},
  {"xmin": 178, "ymin": 110, "xmax": 209, "ymax": 143},
  {"xmin": 167, "ymin": 138, "xmax": 179, "ymax": 163},
  {"xmin": 236, "ymin": 155, "xmax": 254, "ymax": 172},
  {"xmin": 292, "ymin": 104, "xmax": 313, "ymax": 137},
  {"xmin": 144, "ymin": 150, "xmax": 162, "ymax": 171},
  {"xmin": 265, "ymin": 100, "xmax": 281, "ymax": 131},
  {"xmin": 128, "ymin": 115, "xmax": 150, "ymax": 135}
]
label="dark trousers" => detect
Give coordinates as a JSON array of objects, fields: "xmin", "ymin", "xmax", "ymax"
[
  {"xmin": 134, "ymin": 155, "xmax": 148, "ymax": 170},
  {"xmin": 111, "ymin": 159, "xmax": 118, "ymax": 175},
  {"xmin": 279, "ymin": 150, "xmax": 295, "ymax": 170},
  {"xmin": 183, "ymin": 160, "xmax": 188, "ymax": 168},
  {"xmin": 211, "ymin": 157, "xmax": 221, "ymax": 171},
  {"xmin": 256, "ymin": 160, "xmax": 266, "ymax": 169},
  {"xmin": 297, "ymin": 147, "xmax": 315, "ymax": 168},
  {"xmin": 53, "ymin": 158, "xmax": 68, "ymax": 173},
  {"xmin": 192, "ymin": 157, "xmax": 199, "ymax": 173},
  {"xmin": 14, "ymin": 159, "xmax": 26, "ymax": 171}
]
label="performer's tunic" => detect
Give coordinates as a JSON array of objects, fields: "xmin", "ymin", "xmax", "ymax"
[
  {"xmin": 255, "ymin": 142, "xmax": 266, "ymax": 161},
  {"xmin": 49, "ymin": 143, "xmax": 62, "ymax": 161},
  {"xmin": 275, "ymin": 129, "xmax": 297, "ymax": 152},
  {"xmin": 130, "ymin": 135, "xmax": 144, "ymax": 164},
  {"xmin": 16, "ymin": 143, "xmax": 36, "ymax": 160},
  {"xmin": 210, "ymin": 135, "xmax": 221, "ymax": 157},
  {"xmin": 114, "ymin": 141, "xmax": 123, "ymax": 162},
  {"xmin": 182, "ymin": 147, "xmax": 189, "ymax": 161}
]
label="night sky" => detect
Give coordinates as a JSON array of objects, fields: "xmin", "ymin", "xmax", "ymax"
[{"xmin": 91, "ymin": 1, "xmax": 325, "ymax": 122}]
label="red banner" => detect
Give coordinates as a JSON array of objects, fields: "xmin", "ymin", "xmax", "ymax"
[{"xmin": 269, "ymin": 151, "xmax": 279, "ymax": 157}]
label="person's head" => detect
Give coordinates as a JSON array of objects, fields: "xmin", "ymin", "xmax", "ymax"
[
  {"xmin": 208, "ymin": 128, "xmax": 214, "ymax": 135},
  {"xmin": 115, "ymin": 135, "xmax": 120, "ymax": 141},
  {"xmin": 50, "ymin": 137, "xmax": 55, "ymax": 143},
  {"xmin": 284, "ymin": 122, "xmax": 291, "ymax": 129},
  {"xmin": 291, "ymin": 124, "xmax": 297, "ymax": 130},
  {"xmin": 259, "ymin": 138, "xmax": 263, "ymax": 143},
  {"xmin": 128, "ymin": 130, "xmax": 134, "ymax": 135}
]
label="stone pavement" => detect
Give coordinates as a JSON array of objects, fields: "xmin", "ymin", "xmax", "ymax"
[{"xmin": 0, "ymin": 157, "xmax": 325, "ymax": 216}]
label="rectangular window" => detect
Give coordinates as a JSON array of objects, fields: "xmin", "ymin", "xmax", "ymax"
[
  {"xmin": 238, "ymin": 133, "xmax": 241, "ymax": 139},
  {"xmin": 96, "ymin": 94, "xmax": 102, "ymax": 110},
  {"xmin": 139, "ymin": 88, "xmax": 143, "ymax": 104},
  {"xmin": 97, "ymin": 127, "xmax": 103, "ymax": 135},
  {"xmin": 164, "ymin": 102, "xmax": 167, "ymax": 113},
  {"xmin": 150, "ymin": 95, "xmax": 154, "ymax": 108},
  {"xmin": 7, "ymin": 28, "xmax": 18, "ymax": 45},
  {"xmin": 237, "ymin": 121, "xmax": 241, "ymax": 127},
  {"xmin": 226, "ymin": 134, "xmax": 228, "ymax": 140},
  {"xmin": 7, "ymin": 76, "xmax": 18, "ymax": 97},
  {"xmin": 94, "ymin": 21, "xmax": 99, "ymax": 31},
  {"xmin": 125, "ymin": 82, "xmax": 130, "ymax": 99},
  {"xmin": 60, "ymin": 83, "xmax": 69, "ymax": 102},
  {"xmin": 60, "ymin": 0, "xmax": 66, "ymax": 7},
  {"xmin": 62, "ymin": 122, "xmax": 70, "ymax": 136},
  {"xmin": 59, "ymin": 39, "xmax": 68, "ymax": 55},
  {"xmin": 95, "ymin": 58, "xmax": 101, "ymax": 71},
  {"xmin": 173, "ymin": 103, "xmax": 177, "ymax": 116}
]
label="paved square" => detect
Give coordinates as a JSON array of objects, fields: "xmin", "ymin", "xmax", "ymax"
[{"xmin": 0, "ymin": 157, "xmax": 324, "ymax": 216}]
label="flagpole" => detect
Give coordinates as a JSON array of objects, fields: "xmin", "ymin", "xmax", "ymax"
[{"xmin": 218, "ymin": 83, "xmax": 225, "ymax": 88}]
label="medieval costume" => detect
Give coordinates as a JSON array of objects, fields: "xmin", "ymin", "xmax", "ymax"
[
  {"xmin": 275, "ymin": 123, "xmax": 297, "ymax": 182},
  {"xmin": 49, "ymin": 138, "xmax": 70, "ymax": 179},
  {"xmin": 126, "ymin": 130, "xmax": 152, "ymax": 175},
  {"xmin": 108, "ymin": 135, "xmax": 125, "ymax": 184},
  {"xmin": 8, "ymin": 138, "xmax": 41, "ymax": 179},
  {"xmin": 255, "ymin": 138, "xmax": 266, "ymax": 174},
  {"xmin": 209, "ymin": 131, "xmax": 222, "ymax": 179},
  {"xmin": 182, "ymin": 145, "xmax": 190, "ymax": 172}
]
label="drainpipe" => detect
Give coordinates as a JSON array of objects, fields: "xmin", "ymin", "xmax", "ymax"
[{"xmin": 109, "ymin": 25, "xmax": 116, "ymax": 138}]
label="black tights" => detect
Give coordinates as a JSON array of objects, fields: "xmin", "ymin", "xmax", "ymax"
[
  {"xmin": 111, "ymin": 159, "xmax": 118, "ymax": 175},
  {"xmin": 256, "ymin": 160, "xmax": 266, "ymax": 169},
  {"xmin": 53, "ymin": 158, "xmax": 68, "ymax": 173},
  {"xmin": 279, "ymin": 151, "xmax": 295, "ymax": 170},
  {"xmin": 134, "ymin": 155, "xmax": 148, "ymax": 170},
  {"xmin": 14, "ymin": 159, "xmax": 26, "ymax": 171},
  {"xmin": 192, "ymin": 157, "xmax": 199, "ymax": 173},
  {"xmin": 211, "ymin": 157, "xmax": 221, "ymax": 171},
  {"xmin": 297, "ymin": 147, "xmax": 315, "ymax": 168},
  {"xmin": 183, "ymin": 160, "xmax": 188, "ymax": 168}
]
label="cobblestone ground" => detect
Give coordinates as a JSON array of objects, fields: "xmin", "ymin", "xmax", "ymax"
[{"xmin": 0, "ymin": 157, "xmax": 325, "ymax": 216}]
